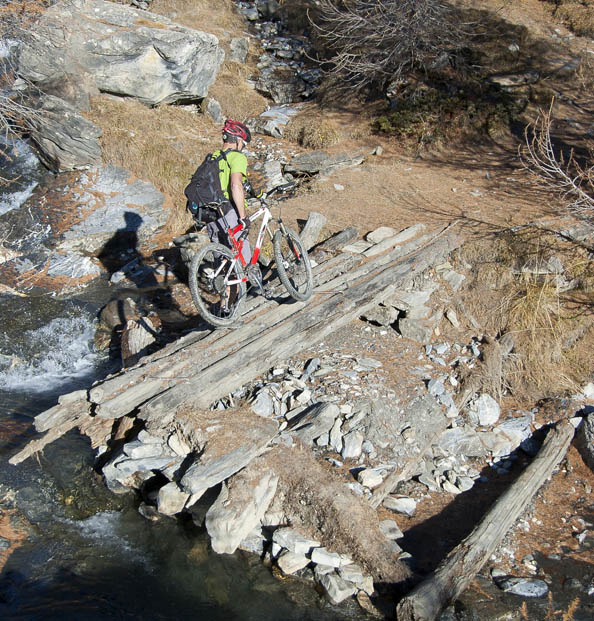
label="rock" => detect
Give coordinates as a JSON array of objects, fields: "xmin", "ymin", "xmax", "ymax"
[
  {"xmin": 180, "ymin": 415, "xmax": 278, "ymax": 496},
  {"xmin": 120, "ymin": 317, "xmax": 157, "ymax": 367},
  {"xmin": 583, "ymin": 383, "xmax": 594, "ymax": 400},
  {"xmin": 439, "ymin": 427, "xmax": 488, "ymax": 457},
  {"xmin": 229, "ymin": 37, "xmax": 249, "ymax": 63},
  {"xmin": 456, "ymin": 476, "xmax": 475, "ymax": 492},
  {"xmin": 357, "ymin": 468, "xmax": 384, "ymax": 489},
  {"xmin": 479, "ymin": 431, "xmax": 513, "ymax": 458},
  {"xmin": 427, "ymin": 378, "xmax": 445, "ymax": 397},
  {"xmin": 25, "ymin": 93, "xmax": 102, "ymax": 172},
  {"xmin": 366, "ymin": 396, "xmax": 446, "ymax": 466},
  {"xmin": 293, "ymin": 403, "xmax": 340, "ymax": 445},
  {"xmin": 379, "ymin": 519, "xmax": 404, "ymax": 540},
  {"xmin": 445, "ymin": 308, "xmax": 460, "ymax": 329},
  {"xmin": 251, "ymin": 389, "xmax": 275, "ymax": 417},
  {"xmin": 319, "ymin": 572, "xmax": 357, "ymax": 605},
  {"xmin": 575, "ymin": 412, "xmax": 594, "ymax": 471},
  {"xmin": 329, "ymin": 418, "xmax": 343, "ymax": 453},
  {"xmin": 498, "ymin": 577, "xmax": 549, "ymax": 598},
  {"xmin": 363, "ymin": 224, "xmax": 426, "ymax": 258},
  {"xmin": 18, "ymin": 0, "xmax": 224, "ymax": 106},
  {"xmin": 366, "ymin": 226, "xmax": 397, "ymax": 243},
  {"xmin": 468, "ymin": 394, "xmax": 501, "ymax": 427},
  {"xmin": 387, "ymin": 287, "xmax": 437, "ymax": 313},
  {"xmin": 384, "ymin": 496, "xmax": 417, "ymax": 517},
  {"xmin": 299, "ymin": 212, "xmax": 327, "ymax": 251},
  {"xmin": 205, "ymin": 466, "xmax": 278, "ymax": 554},
  {"xmin": 285, "ymin": 151, "xmax": 366, "ymax": 177},
  {"xmin": 341, "ymin": 430, "xmax": 364, "ymax": 460},
  {"xmin": 205, "ymin": 97, "xmax": 224, "ymax": 124},
  {"xmin": 311, "ymin": 547, "xmax": 342, "ymax": 568},
  {"xmin": 251, "ymin": 158, "xmax": 288, "ymax": 192},
  {"xmin": 398, "ymin": 317, "xmax": 434, "ymax": 344},
  {"xmin": 443, "ymin": 270, "xmax": 466, "ymax": 291},
  {"xmin": 238, "ymin": 529, "xmax": 267, "ymax": 555},
  {"xmin": 272, "ymin": 527, "xmax": 320, "ymax": 555},
  {"xmin": 256, "ymin": 66, "xmax": 308, "ymax": 104},
  {"xmin": 157, "ymin": 482, "xmax": 190, "ymax": 516},
  {"xmin": 277, "ymin": 550, "xmax": 310, "ymax": 575},
  {"xmin": 361, "ymin": 304, "xmax": 399, "ymax": 326},
  {"xmin": 442, "ymin": 480, "xmax": 462, "ymax": 494},
  {"xmin": 249, "ymin": 105, "xmax": 300, "ymax": 138},
  {"xmin": 342, "ymin": 239, "xmax": 373, "ymax": 254},
  {"xmin": 495, "ymin": 415, "xmax": 532, "ymax": 449}
]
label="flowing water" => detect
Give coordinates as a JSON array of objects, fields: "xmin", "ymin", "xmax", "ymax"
[{"xmin": 0, "ymin": 142, "xmax": 357, "ymax": 619}]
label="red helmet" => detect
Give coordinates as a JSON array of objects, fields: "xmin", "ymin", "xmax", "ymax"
[{"xmin": 222, "ymin": 119, "xmax": 251, "ymax": 143}]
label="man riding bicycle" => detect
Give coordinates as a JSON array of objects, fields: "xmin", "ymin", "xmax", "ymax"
[{"xmin": 205, "ymin": 119, "xmax": 252, "ymax": 265}]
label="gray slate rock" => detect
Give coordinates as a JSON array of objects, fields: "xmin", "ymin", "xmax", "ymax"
[
  {"xmin": 18, "ymin": 0, "xmax": 224, "ymax": 106},
  {"xmin": 293, "ymin": 403, "xmax": 340, "ymax": 445},
  {"xmin": 205, "ymin": 467, "xmax": 278, "ymax": 554},
  {"xmin": 575, "ymin": 411, "xmax": 594, "ymax": 471},
  {"xmin": 319, "ymin": 572, "xmax": 357, "ymax": 605},
  {"xmin": 498, "ymin": 577, "xmax": 549, "ymax": 598},
  {"xmin": 248, "ymin": 105, "xmax": 300, "ymax": 138},
  {"xmin": 26, "ymin": 93, "xmax": 102, "ymax": 172},
  {"xmin": 285, "ymin": 151, "xmax": 366, "ymax": 177},
  {"xmin": 272, "ymin": 527, "xmax": 320, "ymax": 555}
]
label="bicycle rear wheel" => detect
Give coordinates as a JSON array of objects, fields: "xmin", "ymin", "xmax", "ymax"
[
  {"xmin": 188, "ymin": 243, "xmax": 246, "ymax": 327},
  {"xmin": 273, "ymin": 227, "xmax": 313, "ymax": 301}
]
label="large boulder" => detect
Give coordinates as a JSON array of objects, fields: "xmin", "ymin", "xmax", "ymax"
[
  {"xmin": 25, "ymin": 92, "xmax": 102, "ymax": 172},
  {"xmin": 17, "ymin": 0, "xmax": 225, "ymax": 107}
]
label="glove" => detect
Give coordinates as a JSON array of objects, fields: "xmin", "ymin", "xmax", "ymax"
[{"xmin": 240, "ymin": 217, "xmax": 251, "ymax": 231}]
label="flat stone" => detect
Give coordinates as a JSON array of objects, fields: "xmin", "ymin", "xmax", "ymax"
[
  {"xmin": 343, "ymin": 240, "xmax": 373, "ymax": 254},
  {"xmin": 398, "ymin": 317, "xmax": 433, "ymax": 344},
  {"xmin": 498, "ymin": 577, "xmax": 549, "ymax": 598},
  {"xmin": 157, "ymin": 482, "xmax": 189, "ymax": 516},
  {"xmin": 468, "ymin": 394, "xmax": 501, "ymax": 427},
  {"xmin": 341, "ymin": 430, "xmax": 364, "ymax": 460},
  {"xmin": 277, "ymin": 550, "xmax": 310, "ymax": 575},
  {"xmin": 383, "ymin": 496, "xmax": 417, "ymax": 516},
  {"xmin": 311, "ymin": 547, "xmax": 342, "ymax": 568},
  {"xmin": 319, "ymin": 573, "xmax": 357, "ymax": 605},
  {"xmin": 272, "ymin": 527, "xmax": 320, "ymax": 555},
  {"xmin": 251, "ymin": 389, "xmax": 275, "ymax": 417},
  {"xmin": 379, "ymin": 519, "xmax": 404, "ymax": 540},
  {"xmin": 357, "ymin": 468, "xmax": 384, "ymax": 489},
  {"xmin": 293, "ymin": 403, "xmax": 340, "ymax": 444},
  {"xmin": 439, "ymin": 427, "xmax": 488, "ymax": 457},
  {"xmin": 366, "ymin": 226, "xmax": 397, "ymax": 244},
  {"xmin": 205, "ymin": 467, "xmax": 278, "ymax": 555}
]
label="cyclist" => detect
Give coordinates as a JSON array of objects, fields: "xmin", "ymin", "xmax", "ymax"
[{"xmin": 205, "ymin": 119, "xmax": 252, "ymax": 265}]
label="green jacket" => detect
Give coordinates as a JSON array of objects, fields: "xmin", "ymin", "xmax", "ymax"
[{"xmin": 213, "ymin": 149, "xmax": 248, "ymax": 207}]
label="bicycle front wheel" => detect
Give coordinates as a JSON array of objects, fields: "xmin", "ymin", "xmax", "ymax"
[
  {"xmin": 188, "ymin": 243, "xmax": 246, "ymax": 327},
  {"xmin": 273, "ymin": 227, "xmax": 313, "ymax": 301}
]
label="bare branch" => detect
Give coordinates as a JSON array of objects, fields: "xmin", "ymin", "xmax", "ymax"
[
  {"xmin": 521, "ymin": 102, "xmax": 594, "ymax": 222},
  {"xmin": 310, "ymin": 0, "xmax": 467, "ymax": 93}
]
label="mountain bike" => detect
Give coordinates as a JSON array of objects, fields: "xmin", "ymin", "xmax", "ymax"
[{"xmin": 188, "ymin": 188, "xmax": 313, "ymax": 328}]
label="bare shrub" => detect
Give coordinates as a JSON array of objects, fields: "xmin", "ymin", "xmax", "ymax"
[
  {"xmin": 284, "ymin": 113, "xmax": 341, "ymax": 149},
  {"xmin": 522, "ymin": 103, "xmax": 594, "ymax": 223},
  {"xmin": 310, "ymin": 0, "xmax": 467, "ymax": 93}
]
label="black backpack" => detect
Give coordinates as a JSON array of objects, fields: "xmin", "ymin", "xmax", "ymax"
[{"xmin": 184, "ymin": 150, "xmax": 235, "ymax": 222}]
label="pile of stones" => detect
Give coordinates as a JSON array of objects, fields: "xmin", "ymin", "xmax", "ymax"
[{"xmin": 237, "ymin": 0, "xmax": 322, "ymax": 103}]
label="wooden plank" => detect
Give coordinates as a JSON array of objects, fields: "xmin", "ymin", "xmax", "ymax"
[
  {"xmin": 140, "ymin": 233, "xmax": 460, "ymax": 418},
  {"xmin": 396, "ymin": 420, "xmax": 576, "ymax": 621}
]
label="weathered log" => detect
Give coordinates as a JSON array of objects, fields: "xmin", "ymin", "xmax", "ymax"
[
  {"xmin": 9, "ymin": 408, "xmax": 92, "ymax": 465},
  {"xmin": 396, "ymin": 420, "xmax": 575, "ymax": 621},
  {"xmin": 141, "ymin": 233, "xmax": 461, "ymax": 417}
]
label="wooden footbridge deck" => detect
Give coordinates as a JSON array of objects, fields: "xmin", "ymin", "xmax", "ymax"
[{"xmin": 11, "ymin": 223, "xmax": 461, "ymax": 464}]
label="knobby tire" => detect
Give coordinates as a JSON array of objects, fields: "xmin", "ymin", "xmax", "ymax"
[
  {"xmin": 188, "ymin": 243, "xmax": 246, "ymax": 328},
  {"xmin": 273, "ymin": 228, "xmax": 313, "ymax": 301}
]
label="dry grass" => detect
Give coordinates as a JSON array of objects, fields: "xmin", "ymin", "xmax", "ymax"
[
  {"xmin": 456, "ymin": 228, "xmax": 594, "ymax": 402},
  {"xmin": 207, "ymin": 61, "xmax": 269, "ymax": 122},
  {"xmin": 284, "ymin": 112, "xmax": 342, "ymax": 149},
  {"xmin": 555, "ymin": 1, "xmax": 594, "ymax": 37},
  {"xmin": 87, "ymin": 95, "xmax": 215, "ymax": 233},
  {"xmin": 150, "ymin": 0, "xmax": 239, "ymax": 36}
]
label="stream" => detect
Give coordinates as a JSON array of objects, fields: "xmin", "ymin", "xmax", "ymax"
[{"xmin": 0, "ymin": 141, "xmax": 355, "ymax": 619}]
